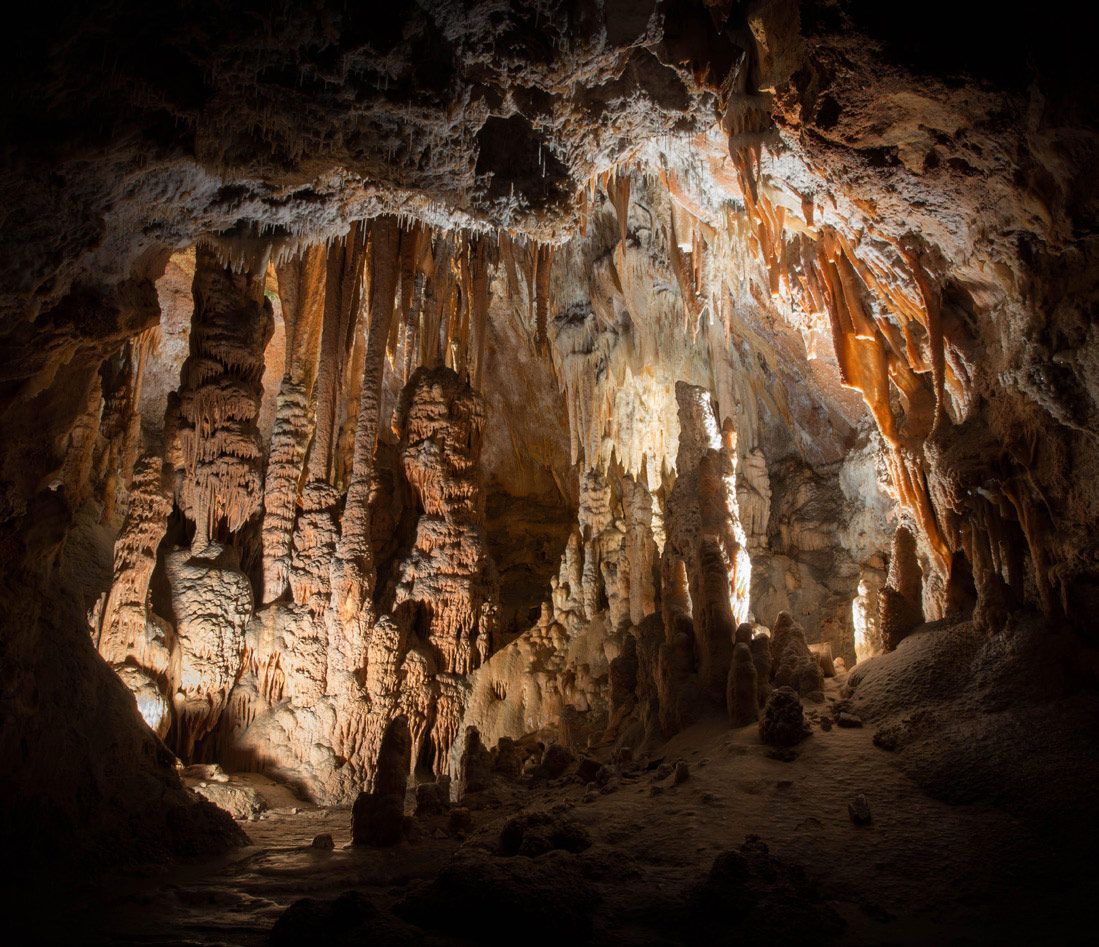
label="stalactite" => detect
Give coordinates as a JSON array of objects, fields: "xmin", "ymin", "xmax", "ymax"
[
  {"xmin": 166, "ymin": 245, "xmax": 273, "ymax": 552},
  {"xmin": 432, "ymin": 674, "xmax": 469, "ymax": 776},
  {"xmin": 335, "ymin": 324, "xmax": 366, "ymax": 490},
  {"xmin": 397, "ymin": 648, "xmax": 437, "ymax": 778},
  {"xmin": 289, "ymin": 226, "xmax": 365, "ymax": 609},
  {"xmin": 275, "ymin": 243, "xmax": 326, "ymax": 392},
  {"xmin": 360, "ymin": 614, "xmax": 404, "ymax": 792},
  {"xmin": 259, "ymin": 246, "xmax": 326, "ymax": 603},
  {"xmin": 471, "ymin": 238, "xmax": 492, "ymax": 388},
  {"xmin": 533, "ymin": 243, "xmax": 553, "ymax": 354},
  {"xmin": 94, "ymin": 333, "xmax": 150, "ymax": 527},
  {"xmin": 310, "ymin": 224, "xmax": 366, "ymax": 485},
  {"xmin": 393, "ymin": 366, "xmax": 499, "ymax": 682},
  {"xmin": 333, "ymin": 215, "xmax": 401, "ymax": 629}
]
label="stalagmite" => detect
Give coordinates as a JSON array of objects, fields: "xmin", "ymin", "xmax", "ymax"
[
  {"xmin": 352, "ymin": 717, "xmax": 411, "ymax": 847},
  {"xmin": 726, "ymin": 641, "xmax": 759, "ymax": 726},
  {"xmin": 770, "ymin": 611, "xmax": 823, "ymax": 698},
  {"xmin": 97, "ymin": 455, "xmax": 174, "ymax": 734},
  {"xmin": 749, "ymin": 632, "xmax": 772, "ymax": 705},
  {"xmin": 852, "ymin": 568, "xmax": 886, "ymax": 662},
  {"xmin": 621, "ymin": 475, "xmax": 659, "ymax": 626},
  {"xmin": 880, "ymin": 526, "xmax": 924, "ymax": 651},
  {"xmin": 664, "ymin": 382, "xmax": 752, "ymax": 704}
]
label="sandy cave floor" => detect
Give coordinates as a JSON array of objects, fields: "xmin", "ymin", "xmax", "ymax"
[{"xmin": 18, "ymin": 669, "xmax": 1099, "ymax": 946}]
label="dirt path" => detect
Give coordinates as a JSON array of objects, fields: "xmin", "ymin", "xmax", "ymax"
[{"xmin": 24, "ymin": 678, "xmax": 1099, "ymax": 945}]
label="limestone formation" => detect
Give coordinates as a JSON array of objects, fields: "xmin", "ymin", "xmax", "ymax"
[
  {"xmin": 166, "ymin": 246, "xmax": 273, "ymax": 551},
  {"xmin": 880, "ymin": 527, "xmax": 925, "ymax": 651},
  {"xmin": 727, "ymin": 642, "xmax": 759, "ymax": 727},
  {"xmin": 759, "ymin": 687, "xmax": 811, "ymax": 748},
  {"xmin": 165, "ymin": 543, "xmax": 253, "ymax": 758},
  {"xmin": 352, "ymin": 717, "xmax": 411, "ymax": 848},
  {"xmin": 5, "ymin": 4, "xmax": 1099, "ymax": 911},
  {"xmin": 393, "ymin": 367, "xmax": 498, "ymax": 679},
  {"xmin": 749, "ymin": 633, "xmax": 772, "ymax": 706},
  {"xmin": 770, "ymin": 612, "xmax": 824, "ymax": 698},
  {"xmin": 97, "ymin": 455, "xmax": 173, "ymax": 733},
  {"xmin": 665, "ymin": 382, "xmax": 752, "ymax": 703}
]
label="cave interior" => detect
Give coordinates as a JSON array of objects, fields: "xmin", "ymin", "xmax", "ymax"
[{"xmin": 3, "ymin": 1, "xmax": 1099, "ymax": 943}]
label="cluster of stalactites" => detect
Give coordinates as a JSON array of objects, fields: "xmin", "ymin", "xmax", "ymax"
[
  {"xmin": 716, "ymin": 144, "xmax": 1066, "ymax": 625},
  {"xmin": 547, "ymin": 170, "xmax": 711, "ymax": 488},
  {"xmin": 576, "ymin": 150, "xmax": 956, "ymax": 605}
]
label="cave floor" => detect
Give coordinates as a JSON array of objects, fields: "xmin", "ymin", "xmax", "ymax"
[{"xmin": 25, "ymin": 679, "xmax": 1099, "ymax": 945}]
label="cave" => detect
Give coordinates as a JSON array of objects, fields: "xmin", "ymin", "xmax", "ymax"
[{"xmin": 3, "ymin": 1, "xmax": 1099, "ymax": 943}]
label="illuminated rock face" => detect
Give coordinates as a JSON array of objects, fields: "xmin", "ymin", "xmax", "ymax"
[
  {"xmin": 393, "ymin": 367, "xmax": 497, "ymax": 678},
  {"xmin": 3, "ymin": 0, "xmax": 1098, "ymax": 867},
  {"xmin": 166, "ymin": 247, "xmax": 273, "ymax": 552},
  {"xmin": 165, "ymin": 543, "xmax": 253, "ymax": 758}
]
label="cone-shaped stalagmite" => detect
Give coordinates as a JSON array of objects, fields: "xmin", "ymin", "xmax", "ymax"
[
  {"xmin": 727, "ymin": 641, "xmax": 759, "ymax": 726},
  {"xmin": 880, "ymin": 525, "xmax": 924, "ymax": 651}
]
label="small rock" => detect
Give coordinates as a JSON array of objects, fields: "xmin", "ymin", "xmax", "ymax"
[
  {"xmin": 767, "ymin": 748, "xmax": 799, "ymax": 763},
  {"xmin": 873, "ymin": 727, "xmax": 900, "ymax": 751},
  {"xmin": 533, "ymin": 743, "xmax": 575, "ymax": 780},
  {"xmin": 650, "ymin": 784, "xmax": 664, "ymax": 797},
  {"xmin": 819, "ymin": 717, "xmax": 833, "ymax": 731},
  {"xmin": 837, "ymin": 713, "xmax": 863, "ymax": 728},
  {"xmin": 576, "ymin": 756, "xmax": 602, "ymax": 783},
  {"xmin": 448, "ymin": 807, "xmax": 473, "ymax": 836},
  {"xmin": 310, "ymin": 833, "xmax": 334, "ymax": 850},
  {"xmin": 614, "ymin": 746, "xmax": 634, "ymax": 765},
  {"xmin": 848, "ymin": 794, "xmax": 872, "ymax": 825},
  {"xmin": 499, "ymin": 811, "xmax": 591, "ymax": 856},
  {"xmin": 673, "ymin": 761, "xmax": 690, "ymax": 785}
]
